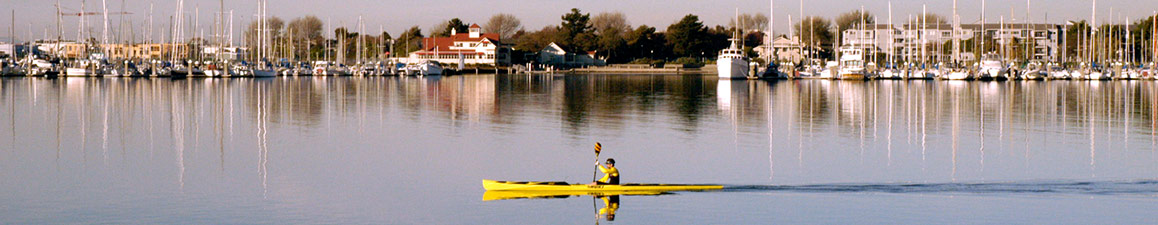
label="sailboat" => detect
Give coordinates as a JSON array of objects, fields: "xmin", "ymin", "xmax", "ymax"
[
  {"xmin": 943, "ymin": 0, "xmax": 971, "ymax": 80},
  {"xmin": 250, "ymin": 0, "xmax": 275, "ymax": 77}
]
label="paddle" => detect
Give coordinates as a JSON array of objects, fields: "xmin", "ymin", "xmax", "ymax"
[
  {"xmin": 591, "ymin": 142, "xmax": 603, "ymax": 221},
  {"xmin": 592, "ymin": 142, "xmax": 602, "ymax": 183}
]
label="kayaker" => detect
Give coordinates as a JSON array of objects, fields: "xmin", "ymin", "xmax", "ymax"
[{"xmin": 592, "ymin": 158, "xmax": 619, "ymax": 185}]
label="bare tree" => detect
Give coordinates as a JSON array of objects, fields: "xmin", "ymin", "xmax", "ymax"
[
  {"xmin": 909, "ymin": 13, "xmax": 948, "ymax": 25},
  {"xmin": 591, "ymin": 12, "xmax": 631, "ymax": 35},
  {"xmin": 287, "ymin": 15, "xmax": 323, "ymax": 41},
  {"xmin": 483, "ymin": 13, "xmax": 521, "ymax": 40},
  {"xmin": 835, "ymin": 10, "xmax": 875, "ymax": 32},
  {"xmin": 245, "ymin": 16, "xmax": 284, "ymax": 56},
  {"xmin": 729, "ymin": 13, "xmax": 769, "ymax": 32}
]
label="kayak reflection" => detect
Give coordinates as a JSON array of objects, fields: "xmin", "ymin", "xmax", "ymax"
[{"xmin": 598, "ymin": 195, "xmax": 619, "ymax": 221}]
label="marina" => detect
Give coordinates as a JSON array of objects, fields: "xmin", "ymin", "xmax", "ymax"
[{"xmin": 2, "ymin": 1, "xmax": 1156, "ymax": 80}]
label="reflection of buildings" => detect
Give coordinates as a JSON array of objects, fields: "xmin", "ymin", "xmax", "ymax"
[{"xmin": 421, "ymin": 76, "xmax": 498, "ymax": 121}]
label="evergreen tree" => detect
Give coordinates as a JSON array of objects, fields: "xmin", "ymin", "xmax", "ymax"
[{"xmin": 666, "ymin": 14, "xmax": 709, "ymax": 58}]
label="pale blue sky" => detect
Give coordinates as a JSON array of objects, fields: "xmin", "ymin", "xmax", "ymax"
[{"xmin": 2, "ymin": 0, "xmax": 1156, "ymax": 42}]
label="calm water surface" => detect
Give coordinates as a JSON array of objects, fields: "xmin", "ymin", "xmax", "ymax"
[{"xmin": 1, "ymin": 75, "xmax": 1157, "ymax": 224}]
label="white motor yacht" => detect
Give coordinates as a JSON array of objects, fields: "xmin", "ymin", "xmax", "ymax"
[
  {"xmin": 1023, "ymin": 62, "xmax": 1045, "ymax": 80},
  {"xmin": 1047, "ymin": 64, "xmax": 1070, "ymax": 79},
  {"xmin": 837, "ymin": 46, "xmax": 867, "ymax": 80},
  {"xmin": 716, "ymin": 38, "xmax": 749, "ymax": 79},
  {"xmin": 977, "ymin": 53, "xmax": 1007, "ymax": 80},
  {"xmin": 417, "ymin": 60, "xmax": 443, "ymax": 76}
]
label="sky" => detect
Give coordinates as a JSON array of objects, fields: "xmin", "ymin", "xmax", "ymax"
[{"xmin": 1, "ymin": 0, "xmax": 1157, "ymax": 43}]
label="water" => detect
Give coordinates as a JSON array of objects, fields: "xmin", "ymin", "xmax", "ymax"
[{"xmin": 1, "ymin": 75, "xmax": 1156, "ymax": 224}]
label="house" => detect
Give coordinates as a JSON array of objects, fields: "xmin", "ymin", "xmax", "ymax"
[
  {"xmin": 537, "ymin": 42, "xmax": 605, "ymax": 68},
  {"xmin": 202, "ymin": 47, "xmax": 248, "ymax": 61},
  {"xmin": 0, "ymin": 43, "xmax": 28, "ymax": 58},
  {"xmin": 407, "ymin": 24, "xmax": 512, "ymax": 66},
  {"xmin": 756, "ymin": 36, "xmax": 806, "ymax": 63}
]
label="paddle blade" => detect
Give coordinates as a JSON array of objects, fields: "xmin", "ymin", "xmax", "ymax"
[{"xmin": 594, "ymin": 142, "xmax": 602, "ymax": 154}]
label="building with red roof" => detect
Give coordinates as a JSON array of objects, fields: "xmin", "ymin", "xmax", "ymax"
[{"xmin": 407, "ymin": 24, "xmax": 511, "ymax": 66}]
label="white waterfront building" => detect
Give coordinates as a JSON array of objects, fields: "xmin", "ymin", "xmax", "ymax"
[
  {"xmin": 841, "ymin": 23, "xmax": 1062, "ymax": 63},
  {"xmin": 756, "ymin": 36, "xmax": 807, "ymax": 63},
  {"xmin": 406, "ymin": 24, "xmax": 512, "ymax": 66}
]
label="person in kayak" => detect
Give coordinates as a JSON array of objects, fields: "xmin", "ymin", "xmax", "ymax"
[{"xmin": 592, "ymin": 158, "xmax": 619, "ymax": 185}]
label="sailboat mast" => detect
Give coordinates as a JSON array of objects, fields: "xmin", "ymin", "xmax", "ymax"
[
  {"xmin": 860, "ymin": 5, "xmax": 865, "ymax": 61},
  {"xmin": 148, "ymin": 2, "xmax": 152, "ymax": 43},
  {"xmin": 118, "ymin": 0, "xmax": 125, "ymax": 44},
  {"xmin": 921, "ymin": 4, "xmax": 926, "ymax": 66},
  {"xmin": 101, "ymin": 0, "xmax": 109, "ymax": 57},
  {"xmin": 769, "ymin": 0, "xmax": 774, "ymax": 64},
  {"xmin": 953, "ymin": 0, "xmax": 959, "ymax": 64},
  {"xmin": 1090, "ymin": 0, "xmax": 1095, "ymax": 65},
  {"xmin": 1026, "ymin": 0, "xmax": 1031, "ymax": 62},
  {"xmin": 981, "ymin": 0, "xmax": 986, "ymax": 58}
]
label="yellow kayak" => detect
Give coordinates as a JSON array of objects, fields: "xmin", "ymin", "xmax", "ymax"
[
  {"xmin": 482, "ymin": 179, "xmax": 724, "ymax": 192},
  {"xmin": 483, "ymin": 190, "xmax": 668, "ymax": 201}
]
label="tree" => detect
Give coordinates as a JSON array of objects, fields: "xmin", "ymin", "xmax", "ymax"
[
  {"xmin": 705, "ymin": 25, "xmax": 733, "ymax": 56},
  {"xmin": 624, "ymin": 25, "xmax": 666, "ymax": 60},
  {"xmin": 392, "ymin": 26, "xmax": 424, "ymax": 55},
  {"xmin": 559, "ymin": 8, "xmax": 595, "ymax": 51},
  {"xmin": 591, "ymin": 12, "xmax": 631, "ymax": 35},
  {"xmin": 728, "ymin": 13, "xmax": 769, "ymax": 32},
  {"xmin": 909, "ymin": 13, "xmax": 947, "ymax": 25},
  {"xmin": 286, "ymin": 16, "xmax": 323, "ymax": 41},
  {"xmin": 1063, "ymin": 20, "xmax": 1091, "ymax": 61},
  {"xmin": 432, "ymin": 18, "xmax": 469, "ymax": 37},
  {"xmin": 380, "ymin": 31, "xmax": 392, "ymax": 41},
  {"xmin": 286, "ymin": 15, "xmax": 324, "ymax": 59},
  {"xmin": 244, "ymin": 16, "xmax": 284, "ymax": 58},
  {"xmin": 591, "ymin": 12, "xmax": 630, "ymax": 62},
  {"xmin": 666, "ymin": 14, "xmax": 710, "ymax": 58},
  {"xmin": 596, "ymin": 26, "xmax": 627, "ymax": 63},
  {"xmin": 835, "ymin": 10, "xmax": 874, "ymax": 33},
  {"xmin": 513, "ymin": 25, "xmax": 560, "ymax": 52},
  {"xmin": 1128, "ymin": 15, "xmax": 1156, "ymax": 62},
  {"xmin": 794, "ymin": 16, "xmax": 834, "ymax": 51},
  {"xmin": 484, "ymin": 13, "xmax": 521, "ymax": 40}
]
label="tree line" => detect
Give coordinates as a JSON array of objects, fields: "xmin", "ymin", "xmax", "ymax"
[{"xmin": 244, "ymin": 9, "xmax": 1158, "ymax": 65}]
